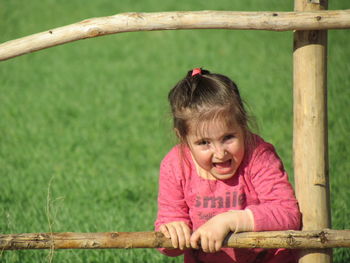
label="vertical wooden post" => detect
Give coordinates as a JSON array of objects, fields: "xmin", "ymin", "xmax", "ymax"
[{"xmin": 293, "ymin": 0, "xmax": 332, "ymax": 262}]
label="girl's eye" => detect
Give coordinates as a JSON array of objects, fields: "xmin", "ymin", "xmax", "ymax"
[
  {"xmin": 197, "ymin": 140, "xmax": 209, "ymax": 146},
  {"xmin": 223, "ymin": 134, "xmax": 235, "ymax": 141}
]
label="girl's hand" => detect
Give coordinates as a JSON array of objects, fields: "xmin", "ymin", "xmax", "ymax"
[
  {"xmin": 159, "ymin": 221, "xmax": 191, "ymax": 250},
  {"xmin": 190, "ymin": 212, "xmax": 233, "ymax": 253},
  {"xmin": 190, "ymin": 210, "xmax": 254, "ymax": 253}
]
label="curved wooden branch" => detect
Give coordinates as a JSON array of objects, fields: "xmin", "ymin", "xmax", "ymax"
[
  {"xmin": 0, "ymin": 9, "xmax": 350, "ymax": 61},
  {"xmin": 1, "ymin": 230, "xmax": 349, "ymax": 250}
]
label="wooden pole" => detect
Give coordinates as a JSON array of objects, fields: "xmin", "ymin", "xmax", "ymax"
[
  {"xmin": 1, "ymin": 230, "xmax": 350, "ymax": 250},
  {"xmin": 293, "ymin": 0, "xmax": 331, "ymax": 263},
  {"xmin": 0, "ymin": 9, "xmax": 350, "ymax": 61}
]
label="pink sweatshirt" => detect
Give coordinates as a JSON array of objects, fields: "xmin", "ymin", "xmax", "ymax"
[{"xmin": 155, "ymin": 135, "xmax": 301, "ymax": 263}]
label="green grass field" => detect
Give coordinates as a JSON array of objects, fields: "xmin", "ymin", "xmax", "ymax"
[{"xmin": 1, "ymin": 1, "xmax": 349, "ymax": 262}]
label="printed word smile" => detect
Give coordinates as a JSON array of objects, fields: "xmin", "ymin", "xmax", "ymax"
[{"xmin": 195, "ymin": 192, "xmax": 246, "ymax": 208}]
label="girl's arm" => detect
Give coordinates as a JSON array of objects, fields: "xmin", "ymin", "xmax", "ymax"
[
  {"xmin": 246, "ymin": 145, "xmax": 301, "ymax": 231},
  {"xmin": 155, "ymin": 149, "xmax": 192, "ymax": 256}
]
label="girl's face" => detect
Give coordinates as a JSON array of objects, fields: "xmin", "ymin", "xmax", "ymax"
[{"xmin": 186, "ymin": 118, "xmax": 245, "ymax": 180}]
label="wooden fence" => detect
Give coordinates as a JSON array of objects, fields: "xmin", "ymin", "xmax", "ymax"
[
  {"xmin": 1, "ymin": 230, "xmax": 350, "ymax": 250},
  {"xmin": 0, "ymin": 9, "xmax": 350, "ymax": 61}
]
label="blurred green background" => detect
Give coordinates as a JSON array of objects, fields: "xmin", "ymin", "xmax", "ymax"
[{"xmin": 1, "ymin": 1, "xmax": 349, "ymax": 262}]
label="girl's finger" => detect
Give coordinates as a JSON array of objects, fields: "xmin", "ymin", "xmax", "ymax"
[
  {"xmin": 190, "ymin": 231, "xmax": 200, "ymax": 249},
  {"xmin": 200, "ymin": 236, "xmax": 209, "ymax": 253},
  {"xmin": 175, "ymin": 225, "xmax": 186, "ymax": 250},
  {"xmin": 182, "ymin": 224, "xmax": 191, "ymax": 248},
  {"xmin": 208, "ymin": 238, "xmax": 215, "ymax": 253},
  {"xmin": 167, "ymin": 225, "xmax": 179, "ymax": 248},
  {"xmin": 215, "ymin": 240, "xmax": 222, "ymax": 252},
  {"xmin": 159, "ymin": 225, "xmax": 170, "ymax": 239}
]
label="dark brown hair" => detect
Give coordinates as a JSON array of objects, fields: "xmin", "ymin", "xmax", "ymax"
[{"xmin": 168, "ymin": 68, "xmax": 254, "ymax": 146}]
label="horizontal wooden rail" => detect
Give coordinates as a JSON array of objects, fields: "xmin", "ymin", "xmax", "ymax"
[
  {"xmin": 1, "ymin": 9, "xmax": 350, "ymax": 61},
  {"xmin": 1, "ymin": 230, "xmax": 350, "ymax": 250}
]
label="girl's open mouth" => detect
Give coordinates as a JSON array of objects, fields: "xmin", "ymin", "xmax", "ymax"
[{"xmin": 213, "ymin": 159, "xmax": 232, "ymax": 169}]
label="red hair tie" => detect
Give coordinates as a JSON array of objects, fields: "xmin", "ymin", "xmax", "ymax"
[{"xmin": 191, "ymin": 68, "xmax": 202, "ymax": 76}]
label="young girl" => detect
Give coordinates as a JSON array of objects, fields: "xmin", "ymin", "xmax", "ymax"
[{"xmin": 155, "ymin": 68, "xmax": 301, "ymax": 263}]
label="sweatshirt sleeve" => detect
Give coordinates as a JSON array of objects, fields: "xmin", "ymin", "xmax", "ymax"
[
  {"xmin": 246, "ymin": 144, "xmax": 301, "ymax": 232},
  {"xmin": 154, "ymin": 148, "xmax": 191, "ymax": 257}
]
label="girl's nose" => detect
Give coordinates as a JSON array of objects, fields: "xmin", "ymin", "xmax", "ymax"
[{"xmin": 213, "ymin": 145, "xmax": 226, "ymax": 159}]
